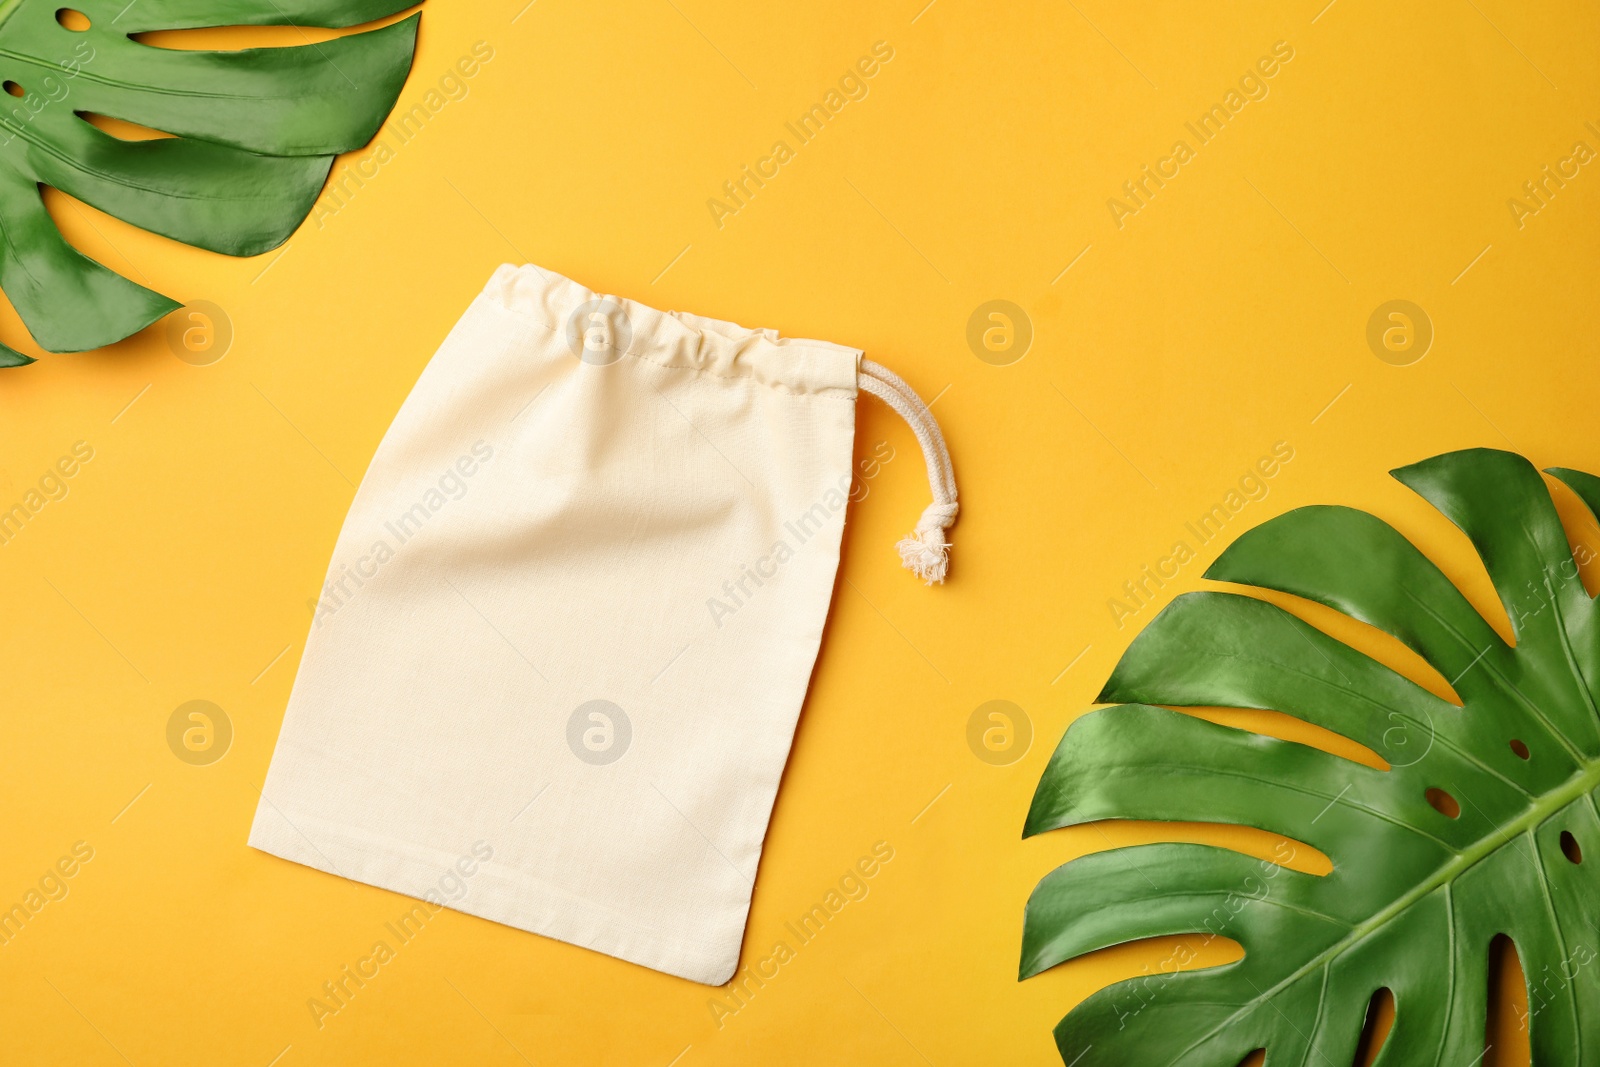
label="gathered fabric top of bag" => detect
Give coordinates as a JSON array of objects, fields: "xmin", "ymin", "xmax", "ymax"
[
  {"xmin": 488, "ymin": 265, "xmax": 858, "ymax": 397},
  {"xmin": 486, "ymin": 263, "xmax": 960, "ymax": 582}
]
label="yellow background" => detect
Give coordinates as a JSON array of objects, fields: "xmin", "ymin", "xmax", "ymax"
[{"xmin": 2, "ymin": 0, "xmax": 1597, "ymax": 1063}]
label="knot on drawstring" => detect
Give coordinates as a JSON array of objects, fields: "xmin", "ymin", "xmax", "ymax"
[
  {"xmin": 857, "ymin": 359, "xmax": 959, "ymax": 586},
  {"xmin": 897, "ymin": 502, "xmax": 959, "ymax": 584}
]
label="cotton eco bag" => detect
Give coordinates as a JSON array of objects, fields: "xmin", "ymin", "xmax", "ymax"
[{"xmin": 250, "ymin": 263, "xmax": 957, "ymax": 984}]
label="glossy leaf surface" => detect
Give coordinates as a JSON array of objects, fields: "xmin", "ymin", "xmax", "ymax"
[
  {"xmin": 1023, "ymin": 449, "xmax": 1600, "ymax": 1066},
  {"xmin": 0, "ymin": 0, "xmax": 418, "ymax": 356}
]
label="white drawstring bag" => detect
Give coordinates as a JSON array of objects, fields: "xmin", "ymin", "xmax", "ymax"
[{"xmin": 250, "ymin": 263, "xmax": 957, "ymax": 984}]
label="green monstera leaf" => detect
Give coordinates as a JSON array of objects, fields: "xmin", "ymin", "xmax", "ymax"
[
  {"xmin": 0, "ymin": 0, "xmax": 421, "ymax": 367},
  {"xmin": 1022, "ymin": 448, "xmax": 1600, "ymax": 1065}
]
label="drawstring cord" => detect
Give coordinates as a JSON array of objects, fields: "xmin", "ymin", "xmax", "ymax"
[{"xmin": 858, "ymin": 359, "xmax": 958, "ymax": 584}]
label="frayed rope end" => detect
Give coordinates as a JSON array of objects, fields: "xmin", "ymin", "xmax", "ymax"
[
  {"xmin": 895, "ymin": 502, "xmax": 958, "ymax": 585},
  {"xmin": 896, "ymin": 528, "xmax": 950, "ymax": 584}
]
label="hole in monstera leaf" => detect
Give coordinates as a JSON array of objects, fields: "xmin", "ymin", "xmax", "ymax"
[
  {"xmin": 1236, "ymin": 1049, "xmax": 1265, "ymax": 1067},
  {"xmin": 3, "ymin": 81, "xmax": 23, "ymax": 98},
  {"xmin": 1425, "ymin": 787, "xmax": 1461, "ymax": 819},
  {"xmin": 1351, "ymin": 987, "xmax": 1394, "ymax": 1065},
  {"xmin": 76, "ymin": 113, "xmax": 176, "ymax": 141},
  {"xmin": 131, "ymin": 9, "xmax": 413, "ymax": 52},
  {"xmin": 1509, "ymin": 738, "xmax": 1530, "ymax": 760},
  {"xmin": 55, "ymin": 8, "xmax": 90, "ymax": 30},
  {"xmin": 1485, "ymin": 934, "xmax": 1531, "ymax": 1066},
  {"xmin": 1561, "ymin": 830, "xmax": 1582, "ymax": 864}
]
